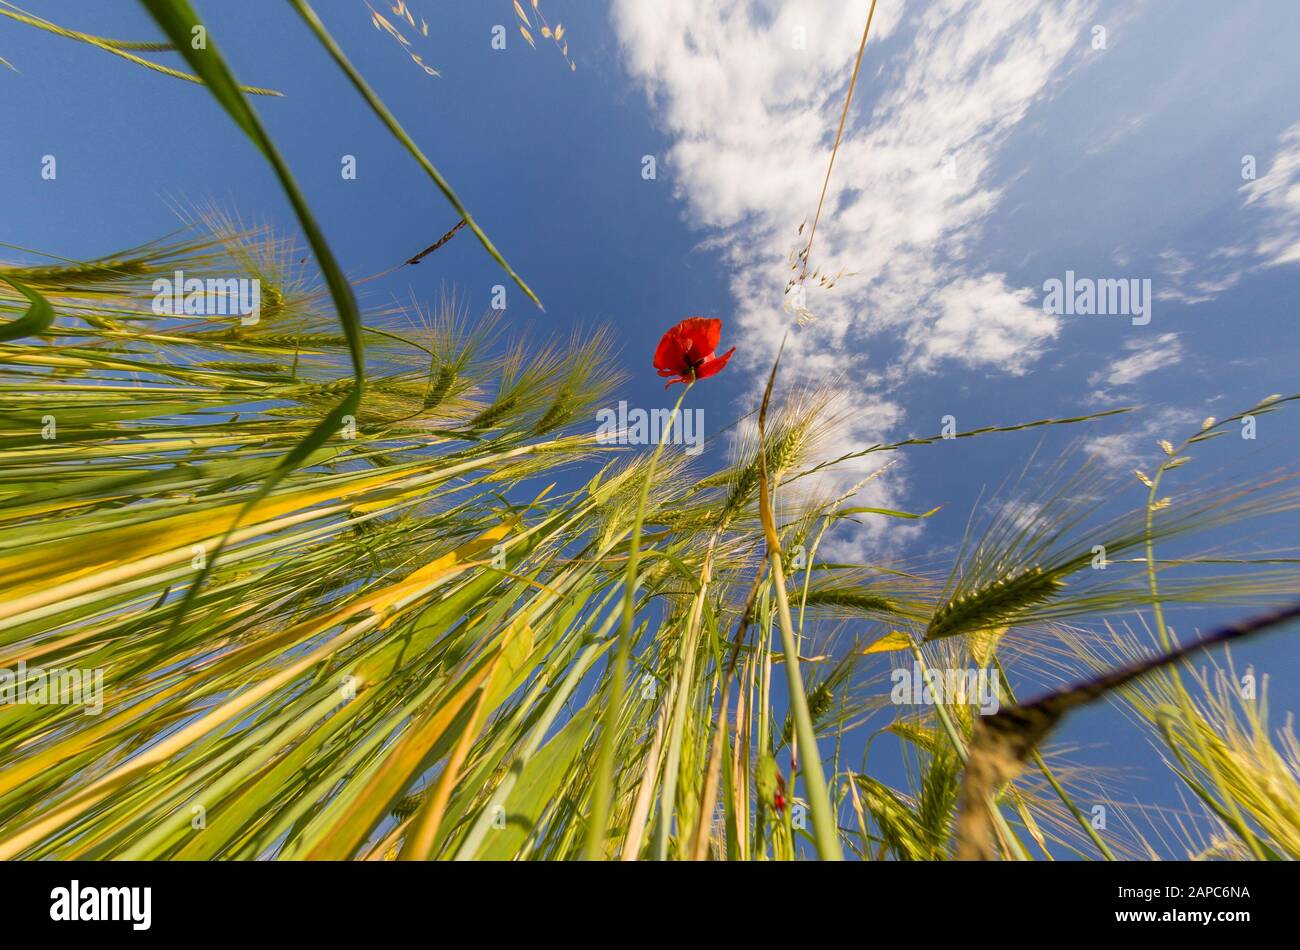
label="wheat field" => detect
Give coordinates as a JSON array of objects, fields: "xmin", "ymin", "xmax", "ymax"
[{"xmin": 1, "ymin": 0, "xmax": 1298, "ymax": 862}]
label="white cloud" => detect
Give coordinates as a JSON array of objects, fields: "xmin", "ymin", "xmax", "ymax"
[
  {"xmin": 612, "ymin": 0, "xmax": 1092, "ymax": 379},
  {"xmin": 1154, "ymin": 247, "xmax": 1245, "ymax": 307},
  {"xmin": 1153, "ymin": 122, "xmax": 1300, "ymax": 307},
  {"xmin": 1084, "ymin": 406, "xmax": 1199, "ymax": 465},
  {"xmin": 1088, "ymin": 331, "xmax": 1183, "ymax": 390},
  {"xmin": 612, "ymin": 0, "xmax": 1097, "ymax": 536},
  {"xmin": 1242, "ymin": 120, "xmax": 1300, "ymax": 267},
  {"xmin": 1083, "ymin": 111, "xmax": 1150, "ymax": 157},
  {"xmin": 910, "ymin": 274, "xmax": 1057, "ymax": 375}
]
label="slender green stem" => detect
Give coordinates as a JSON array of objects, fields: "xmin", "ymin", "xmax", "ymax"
[
  {"xmin": 768, "ymin": 547, "xmax": 842, "ymax": 859},
  {"xmin": 582, "ymin": 383, "xmax": 690, "ymax": 860},
  {"xmin": 653, "ymin": 531, "xmax": 717, "ymax": 859},
  {"xmin": 1143, "ymin": 446, "xmax": 1266, "ymax": 860},
  {"xmin": 0, "ymin": 1, "xmax": 279, "ymax": 94},
  {"xmin": 797, "ymin": 0, "xmax": 877, "ymax": 284}
]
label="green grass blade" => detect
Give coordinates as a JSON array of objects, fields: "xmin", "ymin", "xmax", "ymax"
[
  {"xmin": 137, "ymin": 0, "xmax": 364, "ymax": 628},
  {"xmin": 0, "ymin": 1, "xmax": 280, "ymax": 95},
  {"xmin": 0, "ymin": 276, "xmax": 54, "ymax": 342}
]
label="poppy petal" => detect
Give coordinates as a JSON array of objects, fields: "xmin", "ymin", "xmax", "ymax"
[
  {"xmin": 653, "ymin": 332, "xmax": 688, "ymax": 373},
  {"xmin": 693, "ymin": 346, "xmax": 735, "ymax": 381},
  {"xmin": 677, "ymin": 317, "xmax": 721, "ymax": 356}
]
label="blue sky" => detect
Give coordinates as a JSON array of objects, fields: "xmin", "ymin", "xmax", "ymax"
[{"xmin": 2, "ymin": 0, "xmax": 1299, "ymax": 856}]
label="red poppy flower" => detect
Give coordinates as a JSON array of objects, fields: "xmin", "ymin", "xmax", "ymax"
[{"xmin": 654, "ymin": 317, "xmax": 735, "ymax": 388}]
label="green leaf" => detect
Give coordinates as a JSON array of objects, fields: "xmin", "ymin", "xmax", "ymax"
[
  {"xmin": 0, "ymin": 276, "xmax": 54, "ymax": 342},
  {"xmin": 475, "ymin": 704, "xmax": 596, "ymax": 860}
]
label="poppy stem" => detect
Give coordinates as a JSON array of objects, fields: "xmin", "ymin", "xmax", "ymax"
[{"xmin": 583, "ymin": 382, "xmax": 693, "ymax": 860}]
